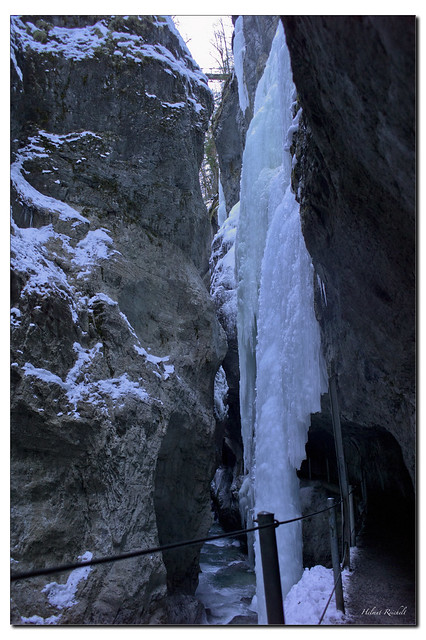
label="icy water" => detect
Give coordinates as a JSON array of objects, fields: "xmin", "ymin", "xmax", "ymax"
[{"xmin": 195, "ymin": 522, "xmax": 257, "ymax": 625}]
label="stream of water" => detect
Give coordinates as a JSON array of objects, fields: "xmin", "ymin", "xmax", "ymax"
[{"xmin": 195, "ymin": 521, "xmax": 257, "ymax": 625}]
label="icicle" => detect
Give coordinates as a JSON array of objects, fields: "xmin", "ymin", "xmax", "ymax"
[
  {"xmin": 235, "ymin": 22, "xmax": 327, "ymax": 624},
  {"xmin": 217, "ymin": 173, "xmax": 227, "ymax": 227},
  {"xmin": 317, "ymin": 274, "xmax": 328, "ymax": 306},
  {"xmin": 233, "ymin": 17, "xmax": 250, "ymax": 114}
]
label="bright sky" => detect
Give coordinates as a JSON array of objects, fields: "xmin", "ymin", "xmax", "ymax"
[{"xmin": 173, "ymin": 15, "xmax": 234, "ymax": 71}]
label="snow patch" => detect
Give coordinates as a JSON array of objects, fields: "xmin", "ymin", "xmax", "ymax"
[
  {"xmin": 21, "ymin": 614, "xmax": 62, "ymax": 625},
  {"xmin": 42, "ymin": 551, "xmax": 93, "ymax": 610},
  {"xmin": 88, "ymin": 292, "xmax": 118, "ymax": 308},
  {"xmin": 11, "ymin": 134, "xmax": 91, "ymax": 227},
  {"xmin": 23, "ymin": 363, "xmax": 64, "ymax": 388},
  {"xmin": 161, "ymin": 101, "xmax": 186, "ymax": 109},
  {"xmin": 11, "ymin": 307, "xmax": 22, "ymax": 327},
  {"xmin": 214, "ymin": 366, "xmax": 229, "ymax": 421},
  {"xmin": 133, "ymin": 344, "xmax": 174, "ymax": 380},
  {"xmin": 73, "ymin": 228, "xmax": 120, "ymax": 279},
  {"xmin": 284, "ymin": 564, "xmax": 350, "ymax": 625},
  {"xmin": 22, "ymin": 345, "xmax": 151, "ymax": 416}
]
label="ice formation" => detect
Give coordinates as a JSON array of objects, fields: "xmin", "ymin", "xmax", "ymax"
[
  {"xmin": 217, "ymin": 176, "xmax": 227, "ymax": 228},
  {"xmin": 233, "ymin": 17, "xmax": 250, "ymax": 113},
  {"xmin": 235, "ymin": 21, "xmax": 327, "ymax": 623}
]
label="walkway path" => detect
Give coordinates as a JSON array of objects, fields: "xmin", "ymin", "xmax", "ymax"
[{"xmin": 342, "ymin": 515, "xmax": 416, "ymax": 625}]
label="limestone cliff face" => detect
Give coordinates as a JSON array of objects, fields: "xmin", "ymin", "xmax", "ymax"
[
  {"xmin": 283, "ymin": 16, "xmax": 416, "ymax": 490},
  {"xmin": 10, "ymin": 15, "xmax": 226, "ymax": 625}
]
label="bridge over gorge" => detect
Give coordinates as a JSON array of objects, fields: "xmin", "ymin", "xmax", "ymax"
[{"xmin": 205, "ymin": 68, "xmax": 232, "ymax": 81}]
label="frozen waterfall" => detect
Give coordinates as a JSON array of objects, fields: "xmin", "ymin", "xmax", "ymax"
[{"xmin": 234, "ymin": 21, "xmax": 327, "ymax": 623}]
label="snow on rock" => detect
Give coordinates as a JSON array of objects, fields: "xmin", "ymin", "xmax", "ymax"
[
  {"xmin": 73, "ymin": 228, "xmax": 120, "ymax": 279},
  {"xmin": 10, "ymin": 15, "xmax": 210, "ymax": 113},
  {"xmin": 21, "ymin": 614, "xmax": 62, "ymax": 625},
  {"xmin": 10, "ymin": 307, "xmax": 22, "ymax": 327},
  {"xmin": 134, "ymin": 344, "xmax": 174, "ymax": 381},
  {"xmin": 10, "ymin": 13, "xmax": 224, "ymax": 625},
  {"xmin": 11, "ymin": 134, "xmax": 90, "ymax": 227},
  {"xmin": 42, "ymin": 552, "xmax": 93, "ymax": 610},
  {"xmin": 22, "ymin": 363, "xmax": 65, "ymax": 389},
  {"xmin": 10, "ymin": 218, "xmax": 80, "ymax": 323},
  {"xmin": 214, "ymin": 366, "xmax": 229, "ymax": 421},
  {"xmin": 210, "ymin": 201, "xmax": 240, "ymax": 336},
  {"xmin": 10, "ymin": 214, "xmax": 119, "ymax": 323},
  {"xmin": 21, "ymin": 332, "xmax": 156, "ymax": 417},
  {"xmin": 20, "ymin": 552, "xmax": 93, "ymax": 625}
]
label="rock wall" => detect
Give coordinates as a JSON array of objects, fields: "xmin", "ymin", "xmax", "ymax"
[
  {"xmin": 210, "ymin": 204, "xmax": 243, "ymax": 533},
  {"xmin": 283, "ymin": 16, "xmax": 416, "ymax": 490},
  {"xmin": 10, "ymin": 15, "xmax": 226, "ymax": 625},
  {"xmin": 213, "ymin": 15, "xmax": 415, "ymax": 560}
]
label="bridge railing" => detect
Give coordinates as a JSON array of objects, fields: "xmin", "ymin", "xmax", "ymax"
[{"xmin": 204, "ymin": 67, "xmax": 232, "ymax": 81}]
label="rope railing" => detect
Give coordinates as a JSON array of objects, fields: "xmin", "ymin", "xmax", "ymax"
[
  {"xmin": 275, "ymin": 499, "xmax": 343, "ymax": 527},
  {"xmin": 11, "ymin": 490, "xmax": 358, "ymax": 627},
  {"xmin": 10, "ymin": 498, "xmax": 343, "ymax": 583},
  {"xmin": 10, "ymin": 521, "xmax": 265, "ymax": 582},
  {"xmin": 317, "ymin": 560, "xmax": 345, "ymax": 625},
  {"xmin": 317, "ymin": 488, "xmax": 359, "ymax": 624}
]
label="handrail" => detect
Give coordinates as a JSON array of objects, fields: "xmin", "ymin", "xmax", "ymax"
[
  {"xmin": 10, "ymin": 497, "xmax": 344, "ymax": 583},
  {"xmin": 318, "ymin": 561, "xmax": 345, "ymax": 624}
]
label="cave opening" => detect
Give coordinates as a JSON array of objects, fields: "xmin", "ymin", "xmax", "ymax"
[{"xmin": 299, "ymin": 409, "xmax": 415, "ymax": 568}]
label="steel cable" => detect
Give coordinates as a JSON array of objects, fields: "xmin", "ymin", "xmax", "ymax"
[{"xmin": 10, "ymin": 493, "xmax": 352, "ymax": 583}]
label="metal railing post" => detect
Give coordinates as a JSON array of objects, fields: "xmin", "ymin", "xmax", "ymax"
[
  {"xmin": 361, "ymin": 469, "xmax": 368, "ymax": 515},
  {"xmin": 257, "ymin": 511, "xmax": 285, "ymax": 624},
  {"xmin": 348, "ymin": 485, "xmax": 356, "ymax": 546},
  {"xmin": 327, "ymin": 498, "xmax": 345, "ymax": 614},
  {"xmin": 329, "ymin": 374, "xmax": 351, "ymax": 568}
]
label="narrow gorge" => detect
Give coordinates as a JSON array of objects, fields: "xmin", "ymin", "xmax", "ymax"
[{"xmin": 10, "ymin": 15, "xmax": 416, "ymax": 626}]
